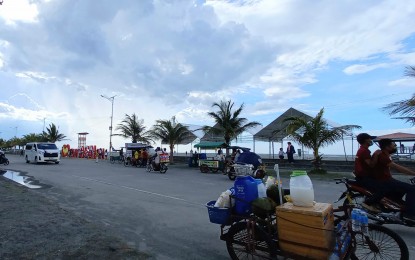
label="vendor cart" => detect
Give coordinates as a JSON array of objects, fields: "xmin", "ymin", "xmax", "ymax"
[
  {"xmin": 199, "ymin": 159, "xmax": 224, "ymax": 173},
  {"xmin": 207, "ymin": 189, "xmax": 409, "ymax": 260}
]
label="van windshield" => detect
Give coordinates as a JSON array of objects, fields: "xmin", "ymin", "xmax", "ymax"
[{"xmin": 37, "ymin": 143, "xmax": 58, "ymax": 150}]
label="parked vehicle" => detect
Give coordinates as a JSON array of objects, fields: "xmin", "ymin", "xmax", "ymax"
[
  {"xmin": 0, "ymin": 150, "xmax": 9, "ymax": 165},
  {"xmin": 227, "ymin": 150, "xmax": 266, "ymax": 180},
  {"xmin": 335, "ymin": 177, "xmax": 415, "ymax": 227},
  {"xmin": 24, "ymin": 142, "xmax": 60, "ymax": 164}
]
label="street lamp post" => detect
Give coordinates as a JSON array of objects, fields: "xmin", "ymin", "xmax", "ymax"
[{"xmin": 101, "ymin": 95, "xmax": 116, "ymax": 160}]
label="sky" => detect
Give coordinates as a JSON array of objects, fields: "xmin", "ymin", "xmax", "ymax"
[{"xmin": 0, "ymin": 0, "xmax": 414, "ymax": 156}]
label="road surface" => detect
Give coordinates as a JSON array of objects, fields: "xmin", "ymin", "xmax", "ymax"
[{"xmin": 2, "ymin": 155, "xmax": 414, "ymax": 259}]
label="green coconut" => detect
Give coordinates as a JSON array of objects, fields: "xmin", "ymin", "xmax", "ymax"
[
  {"xmin": 251, "ymin": 197, "xmax": 277, "ymax": 219},
  {"xmin": 266, "ymin": 184, "xmax": 289, "ymax": 205}
]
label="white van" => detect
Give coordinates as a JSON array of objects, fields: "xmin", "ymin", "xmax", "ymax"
[{"xmin": 25, "ymin": 142, "xmax": 61, "ymax": 164}]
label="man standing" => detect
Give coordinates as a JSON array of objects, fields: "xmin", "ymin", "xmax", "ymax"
[
  {"xmin": 286, "ymin": 142, "xmax": 295, "ymax": 163},
  {"xmin": 373, "ymin": 138, "xmax": 415, "ymax": 222}
]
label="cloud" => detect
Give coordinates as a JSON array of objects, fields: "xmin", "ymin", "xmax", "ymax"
[
  {"xmin": 0, "ymin": 0, "xmax": 38, "ymax": 24},
  {"xmin": 388, "ymin": 78, "xmax": 415, "ymax": 87},
  {"xmin": 1, "ymin": 0, "xmax": 415, "ymax": 147},
  {"xmin": 343, "ymin": 63, "xmax": 389, "ymax": 75}
]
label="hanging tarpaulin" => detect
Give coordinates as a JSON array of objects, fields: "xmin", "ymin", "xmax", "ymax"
[{"xmin": 193, "ymin": 141, "xmax": 228, "ymax": 150}]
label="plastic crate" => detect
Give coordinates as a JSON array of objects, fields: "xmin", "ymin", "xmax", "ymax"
[
  {"xmin": 206, "ymin": 201, "xmax": 231, "ymax": 225},
  {"xmin": 234, "ymin": 164, "xmax": 253, "ymax": 176}
]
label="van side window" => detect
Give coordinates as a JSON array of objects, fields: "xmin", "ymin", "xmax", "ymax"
[{"xmin": 25, "ymin": 145, "xmax": 32, "ymax": 150}]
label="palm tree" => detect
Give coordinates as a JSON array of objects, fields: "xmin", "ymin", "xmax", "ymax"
[
  {"xmin": 115, "ymin": 113, "xmax": 152, "ymax": 143},
  {"xmin": 202, "ymin": 100, "xmax": 261, "ymax": 154},
  {"xmin": 284, "ymin": 108, "xmax": 360, "ymax": 171},
  {"xmin": 42, "ymin": 123, "xmax": 67, "ymax": 142},
  {"xmin": 382, "ymin": 66, "xmax": 415, "ymax": 125},
  {"xmin": 23, "ymin": 133, "xmax": 44, "ymax": 143},
  {"xmin": 149, "ymin": 119, "xmax": 191, "ymax": 163}
]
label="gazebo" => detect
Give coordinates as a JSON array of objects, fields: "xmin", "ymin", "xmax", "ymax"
[
  {"xmin": 253, "ymin": 108, "xmax": 313, "ymax": 159},
  {"xmin": 374, "ymin": 132, "xmax": 415, "ymax": 155}
]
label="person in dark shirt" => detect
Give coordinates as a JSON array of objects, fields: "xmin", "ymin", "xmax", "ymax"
[
  {"xmin": 373, "ymin": 138, "xmax": 415, "ymax": 222},
  {"xmin": 286, "ymin": 142, "xmax": 295, "ymax": 163}
]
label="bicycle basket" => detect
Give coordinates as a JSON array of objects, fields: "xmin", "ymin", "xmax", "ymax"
[
  {"xmin": 234, "ymin": 164, "xmax": 253, "ymax": 176},
  {"xmin": 206, "ymin": 201, "xmax": 231, "ymax": 225}
]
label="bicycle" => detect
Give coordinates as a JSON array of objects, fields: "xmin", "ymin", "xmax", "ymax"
[{"xmin": 208, "ymin": 197, "xmax": 409, "ymax": 259}]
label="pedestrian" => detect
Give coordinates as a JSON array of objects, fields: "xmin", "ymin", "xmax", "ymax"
[
  {"xmin": 400, "ymin": 143, "xmax": 405, "ymax": 153},
  {"xmin": 286, "ymin": 142, "xmax": 295, "ymax": 163},
  {"xmin": 278, "ymin": 148, "xmax": 284, "ymax": 162},
  {"xmin": 105, "ymin": 149, "xmax": 108, "ymax": 160},
  {"xmin": 413, "ymin": 143, "xmax": 415, "ymax": 154},
  {"xmin": 141, "ymin": 148, "xmax": 148, "ymax": 167}
]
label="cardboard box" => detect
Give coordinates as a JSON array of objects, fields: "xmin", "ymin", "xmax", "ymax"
[{"xmin": 276, "ymin": 202, "xmax": 334, "ymax": 259}]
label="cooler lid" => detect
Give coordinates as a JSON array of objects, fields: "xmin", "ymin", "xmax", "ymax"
[{"xmin": 290, "ymin": 171, "xmax": 307, "ymax": 177}]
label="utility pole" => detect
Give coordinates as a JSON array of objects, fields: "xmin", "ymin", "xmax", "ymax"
[{"xmin": 101, "ymin": 94, "xmax": 116, "ymax": 159}]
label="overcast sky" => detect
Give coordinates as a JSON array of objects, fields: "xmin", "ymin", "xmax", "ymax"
[{"xmin": 0, "ymin": 0, "xmax": 414, "ymax": 153}]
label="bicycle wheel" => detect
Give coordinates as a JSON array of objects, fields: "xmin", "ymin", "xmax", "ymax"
[
  {"xmin": 110, "ymin": 156, "xmax": 115, "ymax": 164},
  {"xmin": 146, "ymin": 163, "xmax": 152, "ymax": 172},
  {"xmin": 228, "ymin": 170, "xmax": 236, "ymax": 180},
  {"xmin": 200, "ymin": 164, "xmax": 209, "ymax": 173},
  {"xmin": 226, "ymin": 221, "xmax": 276, "ymax": 260},
  {"xmin": 160, "ymin": 163, "xmax": 168, "ymax": 174},
  {"xmin": 351, "ymin": 223, "xmax": 409, "ymax": 260},
  {"xmin": 124, "ymin": 158, "xmax": 130, "ymax": 167}
]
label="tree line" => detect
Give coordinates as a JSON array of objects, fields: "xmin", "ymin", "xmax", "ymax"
[{"xmin": 0, "ymin": 123, "xmax": 66, "ymax": 149}]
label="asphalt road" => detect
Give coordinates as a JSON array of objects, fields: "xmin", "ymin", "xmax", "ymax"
[{"xmin": 2, "ymin": 155, "xmax": 414, "ymax": 259}]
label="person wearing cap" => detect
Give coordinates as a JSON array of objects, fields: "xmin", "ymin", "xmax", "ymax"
[
  {"xmin": 354, "ymin": 133, "xmax": 379, "ymax": 177},
  {"xmin": 354, "ymin": 133, "xmax": 382, "ymax": 211}
]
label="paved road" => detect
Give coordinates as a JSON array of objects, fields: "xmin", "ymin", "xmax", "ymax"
[{"xmin": 2, "ymin": 155, "xmax": 414, "ymax": 259}]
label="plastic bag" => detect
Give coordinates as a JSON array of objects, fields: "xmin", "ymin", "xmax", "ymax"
[{"xmin": 214, "ymin": 189, "xmax": 234, "ymax": 208}]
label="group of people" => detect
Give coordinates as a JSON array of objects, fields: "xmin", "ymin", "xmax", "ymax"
[
  {"xmin": 354, "ymin": 133, "xmax": 415, "ymax": 221},
  {"xmin": 119, "ymin": 147, "xmax": 149, "ymax": 167},
  {"xmin": 278, "ymin": 142, "xmax": 296, "ymax": 163}
]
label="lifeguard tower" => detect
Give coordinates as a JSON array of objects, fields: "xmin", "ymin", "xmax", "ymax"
[{"xmin": 77, "ymin": 132, "xmax": 89, "ymax": 148}]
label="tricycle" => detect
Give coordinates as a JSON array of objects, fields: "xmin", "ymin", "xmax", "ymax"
[
  {"xmin": 199, "ymin": 159, "xmax": 224, "ymax": 173},
  {"xmin": 207, "ymin": 196, "xmax": 409, "ymax": 259},
  {"xmin": 109, "ymin": 151, "xmax": 124, "ymax": 164}
]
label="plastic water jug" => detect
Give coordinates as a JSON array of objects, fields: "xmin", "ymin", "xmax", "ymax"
[
  {"xmin": 234, "ymin": 176, "xmax": 258, "ymax": 215},
  {"xmin": 289, "ymin": 171, "xmax": 314, "ymax": 207},
  {"xmin": 255, "ymin": 179, "xmax": 267, "ymax": 198}
]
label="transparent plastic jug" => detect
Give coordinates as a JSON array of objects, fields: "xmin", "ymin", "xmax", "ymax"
[
  {"xmin": 289, "ymin": 171, "xmax": 314, "ymax": 207},
  {"xmin": 255, "ymin": 179, "xmax": 267, "ymax": 198}
]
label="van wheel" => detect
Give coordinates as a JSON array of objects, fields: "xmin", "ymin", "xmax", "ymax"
[
  {"xmin": 55, "ymin": 162, "xmax": 60, "ymax": 164},
  {"xmin": 25, "ymin": 156, "xmax": 30, "ymax": 163},
  {"xmin": 35, "ymin": 156, "xmax": 38, "ymax": 164}
]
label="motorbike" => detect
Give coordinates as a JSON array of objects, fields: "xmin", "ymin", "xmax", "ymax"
[
  {"xmin": 335, "ymin": 177, "xmax": 415, "ymax": 227},
  {"xmin": 0, "ymin": 153, "xmax": 9, "ymax": 165},
  {"xmin": 146, "ymin": 158, "xmax": 168, "ymax": 174}
]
